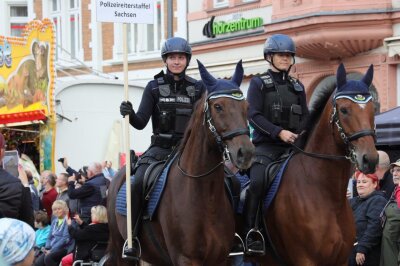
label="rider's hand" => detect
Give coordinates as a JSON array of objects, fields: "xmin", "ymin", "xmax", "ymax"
[
  {"xmin": 278, "ymin": 130, "xmax": 298, "ymax": 144},
  {"xmin": 120, "ymin": 101, "xmax": 134, "ymax": 118},
  {"xmin": 355, "ymin": 252, "xmax": 365, "ymax": 265}
]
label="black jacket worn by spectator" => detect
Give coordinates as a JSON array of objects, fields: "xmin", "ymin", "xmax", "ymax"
[
  {"xmin": 0, "ymin": 168, "xmax": 34, "ymax": 227},
  {"xmin": 379, "ymin": 171, "xmax": 395, "ymax": 200},
  {"xmin": 348, "ymin": 190, "xmax": 387, "ymax": 266},
  {"xmin": 67, "ymin": 173, "xmax": 108, "ymax": 217},
  {"xmin": 68, "ymin": 222, "xmax": 109, "ymax": 261}
]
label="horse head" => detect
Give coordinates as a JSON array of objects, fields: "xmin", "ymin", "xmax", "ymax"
[
  {"xmin": 332, "ymin": 63, "xmax": 378, "ymax": 173},
  {"xmin": 197, "ymin": 59, "xmax": 255, "ymax": 169}
]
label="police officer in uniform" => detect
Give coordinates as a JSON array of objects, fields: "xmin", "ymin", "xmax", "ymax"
[
  {"xmin": 244, "ymin": 34, "xmax": 309, "ymax": 255},
  {"xmin": 119, "ymin": 37, "xmax": 205, "ymax": 259}
]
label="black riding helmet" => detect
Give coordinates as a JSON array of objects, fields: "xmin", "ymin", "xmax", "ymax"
[
  {"xmin": 161, "ymin": 37, "xmax": 192, "ymax": 65},
  {"xmin": 263, "ymin": 34, "xmax": 296, "ymax": 73}
]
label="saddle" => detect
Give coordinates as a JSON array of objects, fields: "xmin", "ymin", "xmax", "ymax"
[
  {"xmin": 264, "ymin": 153, "xmax": 291, "ymax": 191},
  {"xmin": 239, "ymin": 152, "xmax": 291, "ymax": 211},
  {"xmin": 141, "ymin": 162, "xmax": 242, "ymax": 209},
  {"xmin": 143, "ymin": 161, "xmax": 165, "ymax": 201}
]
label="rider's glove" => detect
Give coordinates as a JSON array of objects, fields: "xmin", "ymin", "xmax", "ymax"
[{"xmin": 120, "ymin": 101, "xmax": 134, "ymax": 118}]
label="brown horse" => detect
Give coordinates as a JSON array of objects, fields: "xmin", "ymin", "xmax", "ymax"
[
  {"xmin": 107, "ymin": 60, "xmax": 254, "ymax": 265},
  {"xmin": 247, "ymin": 64, "xmax": 378, "ymax": 266}
]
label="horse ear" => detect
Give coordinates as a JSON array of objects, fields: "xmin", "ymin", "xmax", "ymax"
[
  {"xmin": 197, "ymin": 59, "xmax": 217, "ymax": 88},
  {"xmin": 361, "ymin": 64, "xmax": 374, "ymax": 87},
  {"xmin": 336, "ymin": 63, "xmax": 347, "ymax": 89},
  {"xmin": 231, "ymin": 60, "xmax": 244, "ymax": 87}
]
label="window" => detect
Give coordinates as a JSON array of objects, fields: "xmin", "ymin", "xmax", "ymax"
[
  {"xmin": 52, "ymin": 17, "xmax": 62, "ymax": 58},
  {"xmin": 10, "ymin": 6, "xmax": 28, "ymax": 17},
  {"xmin": 242, "ymin": 0, "xmax": 257, "ymax": 2},
  {"xmin": 52, "ymin": 0, "xmax": 60, "ymax": 12},
  {"xmin": 49, "ymin": 0, "xmax": 82, "ymax": 60},
  {"xmin": 50, "ymin": 1, "xmax": 62, "ymax": 58},
  {"xmin": 10, "ymin": 23, "xmax": 26, "ymax": 36},
  {"xmin": 214, "ymin": 0, "xmax": 229, "ymax": 8},
  {"xmin": 120, "ymin": 0, "xmax": 163, "ymax": 58},
  {"xmin": 9, "ymin": 5, "xmax": 29, "ymax": 37},
  {"xmin": 68, "ymin": 2, "xmax": 81, "ymax": 59}
]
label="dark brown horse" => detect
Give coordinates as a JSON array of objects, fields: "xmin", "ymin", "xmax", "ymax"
[
  {"xmin": 107, "ymin": 60, "xmax": 254, "ymax": 265},
  {"xmin": 248, "ymin": 64, "xmax": 378, "ymax": 266}
]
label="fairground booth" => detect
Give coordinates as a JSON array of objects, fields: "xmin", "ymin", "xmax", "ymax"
[{"xmin": 0, "ymin": 19, "xmax": 56, "ymax": 172}]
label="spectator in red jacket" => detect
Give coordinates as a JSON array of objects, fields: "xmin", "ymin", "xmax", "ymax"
[{"xmin": 40, "ymin": 171, "xmax": 58, "ymax": 219}]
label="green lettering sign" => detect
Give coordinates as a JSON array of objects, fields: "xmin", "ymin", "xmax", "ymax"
[{"xmin": 211, "ymin": 17, "xmax": 263, "ymax": 36}]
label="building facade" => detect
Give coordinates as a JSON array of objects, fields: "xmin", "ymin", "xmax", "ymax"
[
  {"xmin": 187, "ymin": 0, "xmax": 400, "ymax": 112},
  {"xmin": 0, "ymin": 0, "xmax": 184, "ymax": 171},
  {"xmin": 2, "ymin": 0, "xmax": 400, "ymax": 171}
]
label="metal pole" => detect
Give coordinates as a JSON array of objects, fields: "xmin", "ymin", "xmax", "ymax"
[
  {"xmin": 167, "ymin": 0, "xmax": 173, "ymax": 38},
  {"xmin": 123, "ymin": 23, "xmax": 132, "ymax": 249}
]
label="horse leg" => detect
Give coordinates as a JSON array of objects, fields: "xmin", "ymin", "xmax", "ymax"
[{"xmin": 174, "ymin": 257, "xmax": 230, "ymax": 266}]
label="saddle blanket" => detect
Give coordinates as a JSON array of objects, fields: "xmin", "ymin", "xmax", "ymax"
[
  {"xmin": 116, "ymin": 157, "xmax": 175, "ymax": 219},
  {"xmin": 236, "ymin": 154, "xmax": 292, "ymax": 214}
]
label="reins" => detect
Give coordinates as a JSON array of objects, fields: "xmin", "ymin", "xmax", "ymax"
[
  {"xmin": 177, "ymin": 154, "xmax": 224, "ymax": 178},
  {"xmin": 290, "ymin": 143, "xmax": 348, "ymax": 160}
]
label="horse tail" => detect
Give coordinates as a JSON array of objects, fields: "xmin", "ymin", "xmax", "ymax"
[{"xmin": 106, "ymin": 166, "xmax": 129, "ymax": 266}]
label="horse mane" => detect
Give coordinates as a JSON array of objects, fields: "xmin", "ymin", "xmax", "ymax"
[
  {"xmin": 179, "ymin": 93, "xmax": 206, "ymax": 152},
  {"xmin": 303, "ymin": 81, "xmax": 336, "ymax": 136}
]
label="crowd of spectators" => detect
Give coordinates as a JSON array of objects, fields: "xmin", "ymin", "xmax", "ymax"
[
  {"xmin": 0, "ymin": 124, "xmax": 400, "ymax": 266},
  {"xmin": 0, "ymin": 131, "xmax": 114, "ymax": 266},
  {"xmin": 347, "ymin": 150, "xmax": 400, "ymax": 266}
]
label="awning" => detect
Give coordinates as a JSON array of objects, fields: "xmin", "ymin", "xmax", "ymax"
[
  {"xmin": 0, "ymin": 110, "xmax": 47, "ymax": 125},
  {"xmin": 375, "ymin": 106, "xmax": 400, "ymax": 146}
]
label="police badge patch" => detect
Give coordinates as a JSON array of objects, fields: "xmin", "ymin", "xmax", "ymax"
[
  {"xmin": 159, "ymin": 84, "xmax": 171, "ymax": 97},
  {"xmin": 186, "ymin": 86, "xmax": 195, "ymax": 97}
]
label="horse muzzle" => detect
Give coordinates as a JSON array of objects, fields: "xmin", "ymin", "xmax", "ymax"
[
  {"xmin": 229, "ymin": 142, "xmax": 255, "ymax": 170},
  {"xmin": 356, "ymin": 150, "xmax": 378, "ymax": 174}
]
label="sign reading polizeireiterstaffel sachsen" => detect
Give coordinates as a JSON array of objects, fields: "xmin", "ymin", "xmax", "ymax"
[{"xmin": 96, "ymin": 0, "xmax": 154, "ymax": 24}]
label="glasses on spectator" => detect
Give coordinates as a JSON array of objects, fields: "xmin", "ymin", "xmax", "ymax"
[{"xmin": 390, "ymin": 168, "xmax": 400, "ymax": 174}]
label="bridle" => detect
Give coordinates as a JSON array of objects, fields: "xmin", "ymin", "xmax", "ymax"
[
  {"xmin": 292, "ymin": 91, "xmax": 376, "ymax": 164},
  {"xmin": 177, "ymin": 89, "xmax": 250, "ymax": 178}
]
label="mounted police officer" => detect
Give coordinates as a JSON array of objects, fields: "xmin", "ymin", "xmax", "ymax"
[
  {"xmin": 244, "ymin": 34, "xmax": 309, "ymax": 255},
  {"xmin": 119, "ymin": 37, "xmax": 205, "ymax": 260}
]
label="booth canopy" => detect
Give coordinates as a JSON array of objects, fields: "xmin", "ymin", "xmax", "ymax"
[{"xmin": 375, "ymin": 106, "xmax": 400, "ymax": 146}]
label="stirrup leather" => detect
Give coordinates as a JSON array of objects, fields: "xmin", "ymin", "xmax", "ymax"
[
  {"xmin": 228, "ymin": 233, "xmax": 245, "ymax": 257},
  {"xmin": 122, "ymin": 237, "xmax": 141, "ymax": 261},
  {"xmin": 245, "ymin": 228, "xmax": 266, "ymax": 255}
]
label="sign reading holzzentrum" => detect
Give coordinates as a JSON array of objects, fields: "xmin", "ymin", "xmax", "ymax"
[{"xmin": 96, "ymin": 0, "xmax": 154, "ymax": 24}]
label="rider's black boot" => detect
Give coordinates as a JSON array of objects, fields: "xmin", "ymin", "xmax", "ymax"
[
  {"xmin": 243, "ymin": 190, "xmax": 265, "ymax": 256},
  {"xmin": 122, "ymin": 182, "xmax": 143, "ymax": 261}
]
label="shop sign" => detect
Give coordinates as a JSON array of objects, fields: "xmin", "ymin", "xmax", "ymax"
[
  {"xmin": 96, "ymin": 0, "xmax": 154, "ymax": 24},
  {"xmin": 0, "ymin": 19, "xmax": 56, "ymax": 171},
  {"xmin": 203, "ymin": 16, "xmax": 263, "ymax": 38},
  {"xmin": 0, "ymin": 19, "xmax": 56, "ymax": 121}
]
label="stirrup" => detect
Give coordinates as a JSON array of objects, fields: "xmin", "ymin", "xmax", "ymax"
[
  {"xmin": 228, "ymin": 233, "xmax": 245, "ymax": 257},
  {"xmin": 245, "ymin": 228, "xmax": 266, "ymax": 255},
  {"xmin": 122, "ymin": 237, "xmax": 141, "ymax": 261}
]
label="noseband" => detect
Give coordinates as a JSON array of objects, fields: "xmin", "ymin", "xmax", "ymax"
[{"xmin": 204, "ymin": 89, "xmax": 250, "ymax": 157}]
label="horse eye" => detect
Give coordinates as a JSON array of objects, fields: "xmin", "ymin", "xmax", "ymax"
[
  {"xmin": 214, "ymin": 104, "xmax": 223, "ymax": 112},
  {"xmin": 339, "ymin": 107, "xmax": 348, "ymax": 115}
]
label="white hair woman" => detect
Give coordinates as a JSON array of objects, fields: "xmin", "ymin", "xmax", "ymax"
[{"xmin": 61, "ymin": 205, "xmax": 109, "ymax": 266}]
